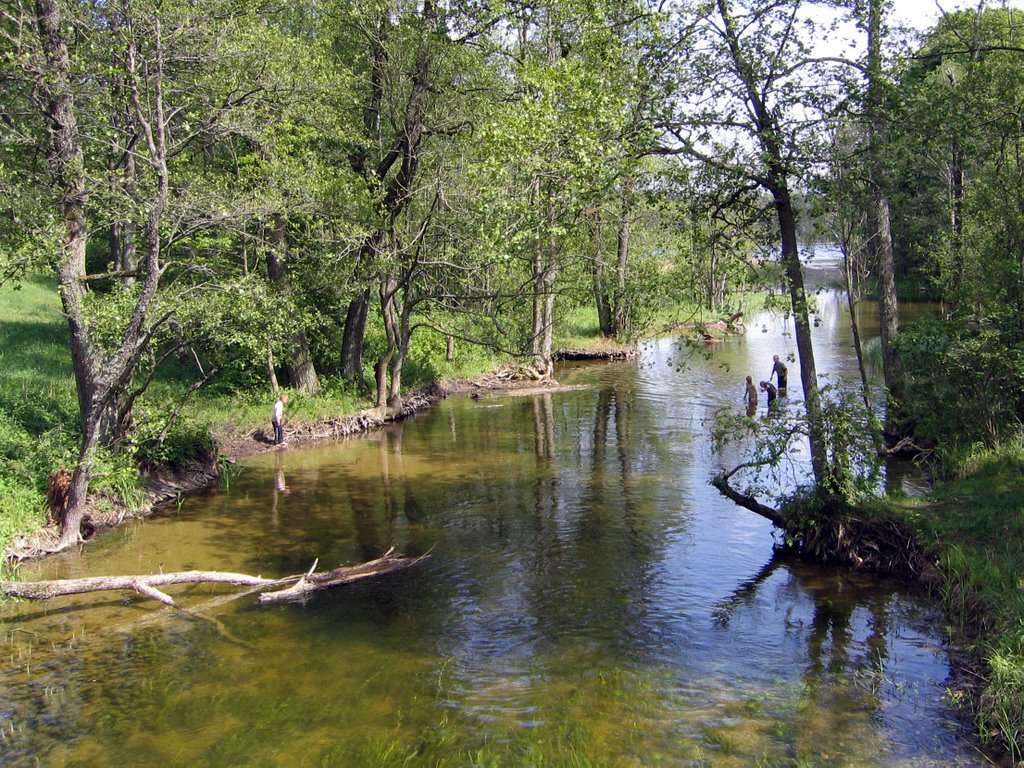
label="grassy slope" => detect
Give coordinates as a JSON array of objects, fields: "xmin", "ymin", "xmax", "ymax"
[
  {"xmin": 0, "ymin": 278, "xmax": 77, "ymax": 555},
  {"xmin": 880, "ymin": 447, "xmax": 1024, "ymax": 759}
]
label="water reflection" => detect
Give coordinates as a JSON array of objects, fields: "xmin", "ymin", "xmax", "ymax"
[{"xmin": 0, "ymin": 292, "xmax": 983, "ymax": 766}]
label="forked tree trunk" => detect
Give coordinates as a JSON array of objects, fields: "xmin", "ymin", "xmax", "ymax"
[{"xmin": 35, "ymin": 0, "xmax": 170, "ymax": 548}]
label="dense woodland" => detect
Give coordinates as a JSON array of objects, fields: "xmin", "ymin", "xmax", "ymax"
[{"xmin": 2, "ymin": 0, "xmax": 1024, "ymax": 755}]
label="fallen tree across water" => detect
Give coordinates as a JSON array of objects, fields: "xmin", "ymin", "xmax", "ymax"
[{"xmin": 0, "ymin": 549, "xmax": 426, "ymax": 608}]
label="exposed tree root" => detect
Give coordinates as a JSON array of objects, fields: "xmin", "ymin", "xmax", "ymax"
[
  {"xmin": 711, "ymin": 469, "xmax": 936, "ymax": 579},
  {"xmin": 799, "ymin": 514, "xmax": 936, "ymax": 579}
]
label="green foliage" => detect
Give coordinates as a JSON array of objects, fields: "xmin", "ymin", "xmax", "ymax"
[
  {"xmin": 889, "ymin": 7, "xmax": 1024, "ymax": 318},
  {"xmin": 90, "ymin": 448, "xmax": 147, "ymax": 512},
  {"xmin": 884, "ymin": 445, "xmax": 1024, "ymax": 761},
  {"xmin": 0, "ymin": 475, "xmax": 47, "ymax": 551},
  {"xmin": 131, "ymin": 406, "xmax": 214, "ymax": 471},
  {"xmin": 895, "ymin": 316, "xmax": 1024, "ymax": 450},
  {"xmin": 712, "ymin": 385, "xmax": 883, "ymax": 513}
]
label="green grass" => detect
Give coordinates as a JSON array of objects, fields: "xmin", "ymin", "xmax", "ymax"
[
  {"xmin": 880, "ymin": 444, "xmax": 1024, "ymax": 762},
  {"xmin": 0, "ymin": 279, "xmax": 515, "ymax": 558},
  {"xmin": 0, "ymin": 278, "xmax": 77, "ymax": 556}
]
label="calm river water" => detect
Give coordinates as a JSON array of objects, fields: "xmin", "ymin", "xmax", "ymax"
[{"xmin": 0, "ymin": 266, "xmax": 986, "ymax": 766}]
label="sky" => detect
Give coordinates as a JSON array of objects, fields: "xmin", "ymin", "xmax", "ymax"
[{"xmin": 890, "ymin": 0, "xmax": 1024, "ymax": 31}]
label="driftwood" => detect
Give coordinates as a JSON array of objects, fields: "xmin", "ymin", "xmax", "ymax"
[
  {"xmin": 258, "ymin": 549, "xmax": 430, "ymax": 604},
  {"xmin": 554, "ymin": 347, "xmax": 636, "ymax": 361},
  {"xmin": 0, "ymin": 549, "xmax": 425, "ymax": 609}
]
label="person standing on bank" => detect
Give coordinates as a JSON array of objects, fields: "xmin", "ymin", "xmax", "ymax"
[
  {"xmin": 272, "ymin": 393, "xmax": 289, "ymax": 446},
  {"xmin": 770, "ymin": 355, "xmax": 788, "ymax": 393}
]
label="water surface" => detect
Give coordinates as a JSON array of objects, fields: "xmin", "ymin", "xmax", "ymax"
[{"xmin": 0, "ymin": 287, "xmax": 982, "ymax": 767}]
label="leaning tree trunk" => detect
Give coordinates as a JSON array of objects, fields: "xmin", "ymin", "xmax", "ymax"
[
  {"xmin": 841, "ymin": 240, "xmax": 873, "ymax": 413},
  {"xmin": 716, "ymin": 0, "xmax": 830, "ymax": 493},
  {"xmin": 775, "ymin": 187, "xmax": 830, "ymax": 489}
]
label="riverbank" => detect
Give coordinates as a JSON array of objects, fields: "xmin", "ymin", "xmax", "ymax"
[
  {"xmin": 878, "ymin": 445, "xmax": 1024, "ymax": 764},
  {"xmin": 0, "ymin": 358, "xmax": 626, "ymax": 564}
]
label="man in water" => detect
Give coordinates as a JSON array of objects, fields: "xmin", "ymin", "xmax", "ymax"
[
  {"xmin": 770, "ymin": 355, "xmax": 788, "ymax": 393},
  {"xmin": 760, "ymin": 380, "xmax": 777, "ymax": 411}
]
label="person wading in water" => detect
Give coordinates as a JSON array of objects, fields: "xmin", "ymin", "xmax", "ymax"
[
  {"xmin": 770, "ymin": 355, "xmax": 788, "ymax": 393},
  {"xmin": 743, "ymin": 375, "xmax": 758, "ymax": 417}
]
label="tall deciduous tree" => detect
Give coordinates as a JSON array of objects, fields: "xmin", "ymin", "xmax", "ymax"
[
  {"xmin": 4, "ymin": 0, "xmax": 322, "ymax": 546},
  {"xmin": 26, "ymin": 0, "xmax": 172, "ymax": 547},
  {"xmin": 673, "ymin": 0, "xmax": 848, "ymax": 497},
  {"xmin": 857, "ymin": 0, "xmax": 903, "ymax": 416}
]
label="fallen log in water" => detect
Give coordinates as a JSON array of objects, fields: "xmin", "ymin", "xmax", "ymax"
[
  {"xmin": 0, "ymin": 548, "xmax": 426, "ymax": 608},
  {"xmin": 258, "ymin": 550, "xmax": 429, "ymax": 604}
]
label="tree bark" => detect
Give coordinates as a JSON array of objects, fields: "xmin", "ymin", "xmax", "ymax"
[
  {"xmin": 589, "ymin": 210, "xmax": 615, "ymax": 337},
  {"xmin": 864, "ymin": 0, "xmax": 902, "ymax": 412},
  {"xmin": 612, "ymin": 188, "xmax": 633, "ymax": 338},
  {"xmin": 341, "ymin": 287, "xmax": 371, "ymax": 383},
  {"xmin": 0, "ymin": 550, "xmax": 426, "ymax": 608},
  {"xmin": 266, "ymin": 214, "xmax": 320, "ymax": 395}
]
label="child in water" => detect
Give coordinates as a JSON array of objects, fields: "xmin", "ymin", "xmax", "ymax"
[{"xmin": 743, "ymin": 375, "xmax": 758, "ymax": 415}]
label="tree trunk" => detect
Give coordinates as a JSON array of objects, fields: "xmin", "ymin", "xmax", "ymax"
[
  {"xmin": 376, "ymin": 273, "xmax": 402, "ymax": 414},
  {"xmin": 594, "ymin": 269, "xmax": 614, "ymax": 337},
  {"xmin": 864, "ymin": 0, "xmax": 902, "ymax": 413},
  {"xmin": 612, "ymin": 189, "xmax": 632, "ymax": 338},
  {"xmin": 841, "ymin": 240, "xmax": 873, "ymax": 413},
  {"xmin": 34, "ymin": 0, "xmax": 173, "ymax": 547},
  {"xmin": 34, "ymin": 0, "xmax": 101, "ymax": 547},
  {"xmin": 774, "ymin": 190, "xmax": 828, "ymax": 487},
  {"xmin": 587, "ymin": 208, "xmax": 615, "ymax": 337},
  {"xmin": 950, "ymin": 140, "xmax": 965, "ymax": 292},
  {"xmin": 266, "ymin": 214, "xmax": 320, "ymax": 395},
  {"xmin": 716, "ymin": 0, "xmax": 829, "ymax": 491},
  {"xmin": 341, "ymin": 287, "xmax": 371, "ymax": 383},
  {"xmin": 387, "ymin": 280, "xmax": 414, "ymax": 415},
  {"xmin": 0, "ymin": 549, "xmax": 426, "ymax": 607}
]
